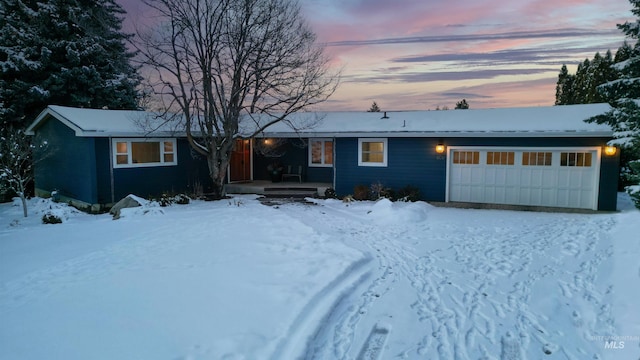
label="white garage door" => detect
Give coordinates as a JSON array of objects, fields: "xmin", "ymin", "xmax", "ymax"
[{"xmin": 447, "ymin": 147, "xmax": 601, "ymax": 210}]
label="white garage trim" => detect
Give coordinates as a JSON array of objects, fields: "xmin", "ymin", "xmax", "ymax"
[{"xmin": 445, "ymin": 146, "xmax": 602, "ymax": 210}]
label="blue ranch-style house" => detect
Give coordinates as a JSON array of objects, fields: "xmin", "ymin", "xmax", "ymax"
[{"xmin": 26, "ymin": 103, "xmax": 620, "ymax": 212}]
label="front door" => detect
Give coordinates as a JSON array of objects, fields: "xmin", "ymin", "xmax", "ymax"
[{"xmin": 230, "ymin": 139, "xmax": 252, "ymax": 182}]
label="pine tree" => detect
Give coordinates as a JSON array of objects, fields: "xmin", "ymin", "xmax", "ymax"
[
  {"xmin": 367, "ymin": 101, "xmax": 381, "ymax": 112},
  {"xmin": 455, "ymin": 99, "xmax": 469, "ymax": 109},
  {"xmin": 588, "ymin": 0, "xmax": 640, "ymax": 207},
  {"xmin": 555, "ymin": 64, "xmax": 576, "ymax": 105},
  {"xmin": 0, "ymin": 0, "xmax": 141, "ymax": 129}
]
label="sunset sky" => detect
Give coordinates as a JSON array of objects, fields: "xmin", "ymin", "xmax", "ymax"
[{"xmin": 117, "ymin": 0, "xmax": 634, "ymax": 111}]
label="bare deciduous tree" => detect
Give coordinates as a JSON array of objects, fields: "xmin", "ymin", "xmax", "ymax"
[{"xmin": 134, "ymin": 0, "xmax": 339, "ymax": 199}]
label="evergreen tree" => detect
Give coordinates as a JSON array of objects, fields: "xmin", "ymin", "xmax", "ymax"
[
  {"xmin": 588, "ymin": 0, "xmax": 640, "ymax": 207},
  {"xmin": 455, "ymin": 99, "xmax": 469, "ymax": 109},
  {"xmin": 0, "ymin": 0, "xmax": 141, "ymax": 129},
  {"xmin": 555, "ymin": 64, "xmax": 576, "ymax": 105},
  {"xmin": 614, "ymin": 41, "xmax": 634, "ymax": 63},
  {"xmin": 367, "ymin": 101, "xmax": 381, "ymax": 112}
]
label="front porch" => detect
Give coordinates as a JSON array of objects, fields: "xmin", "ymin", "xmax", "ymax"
[{"xmin": 225, "ymin": 180, "xmax": 332, "ymax": 198}]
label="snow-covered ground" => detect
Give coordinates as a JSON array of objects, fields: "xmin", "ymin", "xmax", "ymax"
[{"xmin": 0, "ymin": 194, "xmax": 638, "ymax": 360}]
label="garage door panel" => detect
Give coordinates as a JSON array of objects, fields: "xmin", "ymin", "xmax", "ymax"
[{"xmin": 449, "ymin": 148, "xmax": 599, "ymax": 210}]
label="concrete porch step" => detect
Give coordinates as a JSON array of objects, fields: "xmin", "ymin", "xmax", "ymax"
[{"xmin": 262, "ymin": 188, "xmax": 318, "ymax": 198}]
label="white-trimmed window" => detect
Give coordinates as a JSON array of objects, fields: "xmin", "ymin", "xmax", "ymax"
[
  {"xmin": 112, "ymin": 138, "xmax": 177, "ymax": 168},
  {"xmin": 453, "ymin": 151, "xmax": 480, "ymax": 164},
  {"xmin": 561, "ymin": 152, "xmax": 592, "ymax": 167},
  {"xmin": 358, "ymin": 138, "xmax": 387, "ymax": 167},
  {"xmin": 309, "ymin": 139, "xmax": 333, "ymax": 167}
]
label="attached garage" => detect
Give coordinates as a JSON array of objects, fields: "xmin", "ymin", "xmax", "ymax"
[{"xmin": 448, "ymin": 147, "xmax": 602, "ymax": 210}]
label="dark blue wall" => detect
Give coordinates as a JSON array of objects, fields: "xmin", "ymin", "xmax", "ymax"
[
  {"xmin": 334, "ymin": 136, "xmax": 618, "ymax": 210},
  {"xmin": 112, "ymin": 139, "xmax": 212, "ymax": 201},
  {"xmin": 34, "ymin": 117, "xmax": 99, "ymax": 204},
  {"xmin": 334, "ymin": 138, "xmax": 445, "ymax": 201},
  {"xmin": 35, "ymin": 116, "xmax": 212, "ymax": 205},
  {"xmin": 598, "ymin": 151, "xmax": 620, "ymax": 211}
]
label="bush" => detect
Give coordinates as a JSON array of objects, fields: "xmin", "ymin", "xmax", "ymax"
[
  {"xmin": 42, "ymin": 213, "xmax": 62, "ymax": 224},
  {"xmin": 174, "ymin": 194, "xmax": 190, "ymax": 205},
  {"xmin": 353, "ymin": 185, "xmax": 370, "ymax": 200},
  {"xmin": 158, "ymin": 193, "xmax": 191, "ymax": 206},
  {"xmin": 324, "ymin": 188, "xmax": 337, "ymax": 199},
  {"xmin": 397, "ymin": 185, "xmax": 420, "ymax": 202}
]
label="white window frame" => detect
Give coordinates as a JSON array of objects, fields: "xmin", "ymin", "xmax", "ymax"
[
  {"xmin": 358, "ymin": 138, "xmax": 388, "ymax": 167},
  {"xmin": 308, "ymin": 138, "xmax": 334, "ymax": 167},
  {"xmin": 112, "ymin": 138, "xmax": 178, "ymax": 168}
]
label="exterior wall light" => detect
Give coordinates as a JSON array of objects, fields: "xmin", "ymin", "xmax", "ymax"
[
  {"xmin": 263, "ymin": 139, "xmax": 272, "ymax": 146},
  {"xmin": 435, "ymin": 144, "xmax": 446, "ymax": 154},
  {"xmin": 604, "ymin": 146, "xmax": 617, "ymax": 156}
]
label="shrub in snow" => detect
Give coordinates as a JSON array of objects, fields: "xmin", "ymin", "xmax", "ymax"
[
  {"xmin": 157, "ymin": 193, "xmax": 191, "ymax": 207},
  {"xmin": 626, "ymin": 159, "xmax": 640, "ymax": 209},
  {"xmin": 396, "ymin": 185, "xmax": 421, "ymax": 202},
  {"xmin": 42, "ymin": 213, "xmax": 62, "ymax": 224},
  {"xmin": 353, "ymin": 185, "xmax": 370, "ymax": 200},
  {"xmin": 324, "ymin": 188, "xmax": 337, "ymax": 199},
  {"xmin": 627, "ymin": 185, "xmax": 640, "ymax": 209}
]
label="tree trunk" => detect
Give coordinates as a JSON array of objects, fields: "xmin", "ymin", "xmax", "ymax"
[
  {"xmin": 206, "ymin": 145, "xmax": 232, "ymax": 200},
  {"xmin": 18, "ymin": 192, "xmax": 28, "ymax": 217}
]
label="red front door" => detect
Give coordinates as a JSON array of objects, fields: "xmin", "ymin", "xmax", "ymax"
[{"xmin": 230, "ymin": 139, "xmax": 251, "ymax": 182}]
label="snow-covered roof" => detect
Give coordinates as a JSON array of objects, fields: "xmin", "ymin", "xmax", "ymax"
[
  {"xmin": 25, "ymin": 105, "xmax": 184, "ymax": 137},
  {"xmin": 258, "ymin": 103, "xmax": 614, "ymax": 138},
  {"xmin": 26, "ymin": 103, "xmax": 614, "ymax": 138}
]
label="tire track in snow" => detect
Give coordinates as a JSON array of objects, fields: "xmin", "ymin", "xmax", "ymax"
[{"xmin": 278, "ymin": 202, "xmax": 619, "ymax": 360}]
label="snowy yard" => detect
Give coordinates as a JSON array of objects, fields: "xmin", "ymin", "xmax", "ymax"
[{"xmin": 1, "ymin": 195, "xmax": 639, "ymax": 360}]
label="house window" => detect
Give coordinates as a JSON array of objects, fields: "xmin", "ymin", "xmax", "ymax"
[
  {"xmin": 358, "ymin": 138, "xmax": 387, "ymax": 167},
  {"xmin": 522, "ymin": 152, "xmax": 552, "ymax": 166},
  {"xmin": 112, "ymin": 138, "xmax": 177, "ymax": 168},
  {"xmin": 561, "ymin": 152, "xmax": 592, "ymax": 167},
  {"xmin": 487, "ymin": 151, "xmax": 515, "ymax": 165},
  {"xmin": 452, "ymin": 151, "xmax": 479, "ymax": 164},
  {"xmin": 309, "ymin": 139, "xmax": 333, "ymax": 167}
]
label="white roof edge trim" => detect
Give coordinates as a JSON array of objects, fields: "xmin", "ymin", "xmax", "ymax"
[
  {"xmin": 255, "ymin": 131, "xmax": 615, "ymax": 138},
  {"xmin": 26, "ymin": 106, "xmax": 85, "ymax": 136},
  {"xmin": 71, "ymin": 132, "xmax": 190, "ymax": 138}
]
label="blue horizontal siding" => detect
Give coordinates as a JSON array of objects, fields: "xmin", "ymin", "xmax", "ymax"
[
  {"xmin": 34, "ymin": 117, "xmax": 99, "ymax": 204},
  {"xmin": 112, "ymin": 139, "xmax": 211, "ymax": 201},
  {"xmin": 335, "ymin": 138, "xmax": 445, "ymax": 201}
]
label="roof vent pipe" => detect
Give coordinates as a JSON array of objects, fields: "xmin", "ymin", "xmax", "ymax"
[{"xmin": 381, "ymin": 111, "xmax": 389, "ymax": 119}]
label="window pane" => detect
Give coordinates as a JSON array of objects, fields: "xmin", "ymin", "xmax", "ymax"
[
  {"xmin": 473, "ymin": 151, "xmax": 479, "ymax": 164},
  {"xmin": 164, "ymin": 141, "xmax": 174, "ymax": 153},
  {"xmin": 544, "ymin": 152, "xmax": 552, "ymax": 166},
  {"xmin": 116, "ymin": 154, "xmax": 128, "ymax": 164},
  {"xmin": 324, "ymin": 141, "xmax": 333, "ymax": 164},
  {"xmin": 164, "ymin": 153, "xmax": 174, "ymax": 163},
  {"xmin": 311, "ymin": 141, "xmax": 322, "ymax": 164},
  {"xmin": 561, "ymin": 153, "xmax": 568, "ymax": 166},
  {"xmin": 585, "ymin": 153, "xmax": 592, "ymax": 167},
  {"xmin": 453, "ymin": 151, "xmax": 460, "ymax": 164},
  {"xmin": 363, "ymin": 153, "xmax": 384, "ymax": 163},
  {"xmin": 116, "ymin": 142, "xmax": 127, "ymax": 154},
  {"xmin": 363, "ymin": 142, "xmax": 383, "ymax": 152},
  {"xmin": 508, "ymin": 152, "xmax": 514, "ymax": 165},
  {"xmin": 522, "ymin": 152, "xmax": 529, "ymax": 165},
  {"xmin": 131, "ymin": 142, "xmax": 160, "ymax": 163}
]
